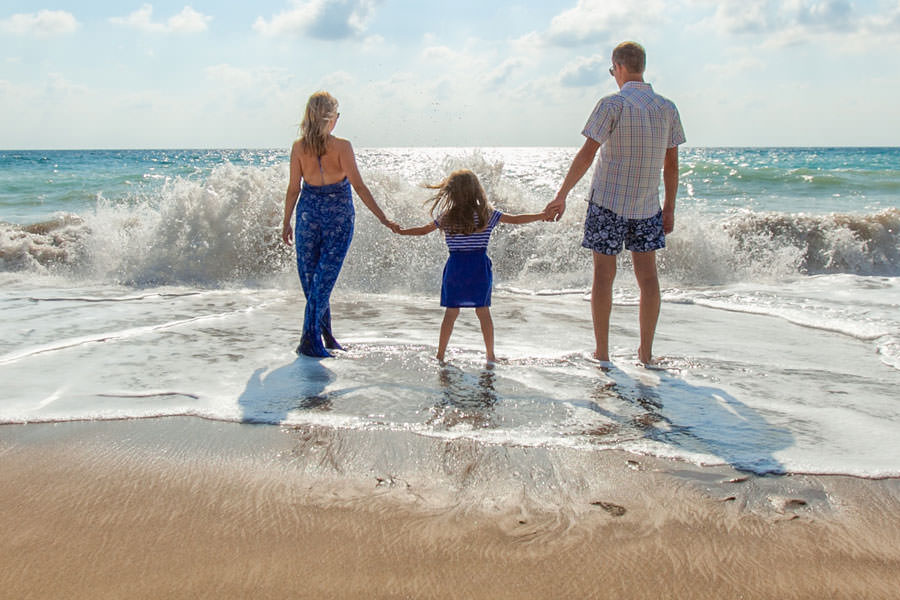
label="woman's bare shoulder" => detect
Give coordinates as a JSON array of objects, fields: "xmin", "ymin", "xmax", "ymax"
[{"xmin": 331, "ymin": 136, "xmax": 353, "ymax": 150}]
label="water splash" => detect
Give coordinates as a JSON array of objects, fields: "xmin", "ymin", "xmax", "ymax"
[{"xmin": 2, "ymin": 154, "xmax": 898, "ymax": 289}]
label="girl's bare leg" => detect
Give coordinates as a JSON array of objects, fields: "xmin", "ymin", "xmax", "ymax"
[
  {"xmin": 475, "ymin": 307, "xmax": 495, "ymax": 362},
  {"xmin": 437, "ymin": 308, "xmax": 459, "ymax": 361}
]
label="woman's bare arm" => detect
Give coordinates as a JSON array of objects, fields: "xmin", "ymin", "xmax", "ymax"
[
  {"xmin": 338, "ymin": 139, "xmax": 399, "ymax": 232},
  {"xmin": 281, "ymin": 140, "xmax": 303, "ymax": 245}
]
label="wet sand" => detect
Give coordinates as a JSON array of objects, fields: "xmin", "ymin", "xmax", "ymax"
[{"xmin": 2, "ymin": 417, "xmax": 899, "ymax": 599}]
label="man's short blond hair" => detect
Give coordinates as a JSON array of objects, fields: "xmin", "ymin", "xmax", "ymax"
[{"xmin": 612, "ymin": 41, "xmax": 646, "ymax": 74}]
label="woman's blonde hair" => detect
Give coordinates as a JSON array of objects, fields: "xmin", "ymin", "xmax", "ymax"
[
  {"xmin": 300, "ymin": 91, "xmax": 338, "ymax": 157},
  {"xmin": 427, "ymin": 169, "xmax": 492, "ymax": 235}
]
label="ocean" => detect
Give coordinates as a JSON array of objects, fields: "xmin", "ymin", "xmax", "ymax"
[{"xmin": 1, "ymin": 147, "xmax": 898, "ymax": 478}]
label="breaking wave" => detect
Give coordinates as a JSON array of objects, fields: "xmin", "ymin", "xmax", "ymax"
[{"xmin": 1, "ymin": 159, "xmax": 898, "ymax": 290}]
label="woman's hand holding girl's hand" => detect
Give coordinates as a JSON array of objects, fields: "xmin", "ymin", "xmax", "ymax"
[{"xmin": 383, "ymin": 219, "xmax": 401, "ymax": 233}]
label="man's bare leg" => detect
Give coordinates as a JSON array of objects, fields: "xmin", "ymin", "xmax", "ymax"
[
  {"xmin": 591, "ymin": 252, "xmax": 617, "ymax": 362},
  {"xmin": 437, "ymin": 308, "xmax": 459, "ymax": 362},
  {"xmin": 632, "ymin": 250, "xmax": 661, "ymax": 364},
  {"xmin": 474, "ymin": 307, "xmax": 496, "ymax": 363}
]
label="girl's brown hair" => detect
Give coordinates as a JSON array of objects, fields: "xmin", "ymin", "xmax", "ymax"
[
  {"xmin": 427, "ymin": 169, "xmax": 492, "ymax": 235},
  {"xmin": 300, "ymin": 91, "xmax": 338, "ymax": 158}
]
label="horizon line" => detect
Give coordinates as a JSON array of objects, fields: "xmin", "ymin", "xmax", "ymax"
[{"xmin": 2, "ymin": 144, "xmax": 899, "ymax": 152}]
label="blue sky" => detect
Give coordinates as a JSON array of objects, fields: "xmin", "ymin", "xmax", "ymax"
[{"xmin": 1, "ymin": 0, "xmax": 899, "ymax": 148}]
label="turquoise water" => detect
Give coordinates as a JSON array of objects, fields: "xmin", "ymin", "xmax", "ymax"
[
  {"xmin": 1, "ymin": 147, "xmax": 898, "ymax": 223},
  {"xmin": 680, "ymin": 147, "xmax": 900, "ymax": 215},
  {"xmin": 0, "ymin": 149, "xmax": 282, "ymax": 223}
]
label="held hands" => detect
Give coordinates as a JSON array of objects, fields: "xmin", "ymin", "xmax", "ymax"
[
  {"xmin": 382, "ymin": 219, "xmax": 401, "ymax": 234},
  {"xmin": 544, "ymin": 193, "xmax": 567, "ymax": 221}
]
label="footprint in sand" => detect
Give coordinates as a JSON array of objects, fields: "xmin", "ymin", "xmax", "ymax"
[
  {"xmin": 591, "ymin": 501, "xmax": 627, "ymax": 517},
  {"xmin": 769, "ymin": 495, "xmax": 808, "ymax": 513}
]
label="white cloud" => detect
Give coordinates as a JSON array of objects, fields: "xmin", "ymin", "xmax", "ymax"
[
  {"xmin": 253, "ymin": 0, "xmax": 379, "ymax": 40},
  {"xmin": 703, "ymin": 56, "xmax": 766, "ymax": 78},
  {"xmin": 206, "ymin": 64, "xmax": 257, "ymax": 88},
  {"xmin": 205, "ymin": 64, "xmax": 294, "ymax": 93},
  {"xmin": 545, "ymin": 0, "xmax": 666, "ymax": 46},
  {"xmin": 167, "ymin": 6, "xmax": 213, "ymax": 33},
  {"xmin": 857, "ymin": 0, "xmax": 900, "ymax": 37},
  {"xmin": 486, "ymin": 58, "xmax": 525, "ymax": 88},
  {"xmin": 109, "ymin": 4, "xmax": 211, "ymax": 34},
  {"xmin": 700, "ymin": 0, "xmax": 773, "ymax": 34},
  {"xmin": 695, "ymin": 0, "xmax": 900, "ymax": 44},
  {"xmin": 318, "ymin": 70, "xmax": 355, "ymax": 90},
  {"xmin": 45, "ymin": 72, "xmax": 89, "ymax": 97},
  {"xmin": 362, "ymin": 34, "xmax": 385, "ymax": 49},
  {"xmin": 509, "ymin": 31, "xmax": 543, "ymax": 56},
  {"xmin": 421, "ymin": 45, "xmax": 459, "ymax": 62},
  {"xmin": 559, "ymin": 54, "xmax": 609, "ymax": 87},
  {"xmin": 0, "ymin": 10, "xmax": 79, "ymax": 37}
]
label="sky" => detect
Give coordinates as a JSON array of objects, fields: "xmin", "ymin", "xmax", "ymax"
[{"xmin": 1, "ymin": 0, "xmax": 899, "ymax": 149}]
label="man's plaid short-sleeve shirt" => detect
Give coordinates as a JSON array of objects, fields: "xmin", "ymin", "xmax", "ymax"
[{"xmin": 582, "ymin": 81, "xmax": 685, "ymax": 219}]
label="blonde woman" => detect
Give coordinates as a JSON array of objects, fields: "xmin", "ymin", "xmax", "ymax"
[{"xmin": 282, "ymin": 91, "xmax": 398, "ymax": 357}]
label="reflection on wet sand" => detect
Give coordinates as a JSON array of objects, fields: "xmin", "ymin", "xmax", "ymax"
[{"xmin": 428, "ymin": 365, "xmax": 498, "ymax": 430}]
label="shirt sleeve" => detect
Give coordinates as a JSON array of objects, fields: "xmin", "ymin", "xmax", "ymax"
[
  {"xmin": 582, "ymin": 97, "xmax": 621, "ymax": 145},
  {"xmin": 668, "ymin": 107, "xmax": 686, "ymax": 148},
  {"xmin": 489, "ymin": 210, "xmax": 503, "ymax": 227}
]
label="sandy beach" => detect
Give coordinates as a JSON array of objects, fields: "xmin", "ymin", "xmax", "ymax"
[{"xmin": 2, "ymin": 417, "xmax": 899, "ymax": 599}]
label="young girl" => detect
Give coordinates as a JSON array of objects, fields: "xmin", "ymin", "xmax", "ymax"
[{"xmin": 397, "ymin": 169, "xmax": 548, "ymax": 363}]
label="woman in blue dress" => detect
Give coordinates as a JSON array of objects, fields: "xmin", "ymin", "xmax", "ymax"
[
  {"xmin": 281, "ymin": 91, "xmax": 399, "ymax": 357},
  {"xmin": 397, "ymin": 169, "xmax": 548, "ymax": 363}
]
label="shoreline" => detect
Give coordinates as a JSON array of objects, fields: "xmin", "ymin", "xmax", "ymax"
[{"xmin": 3, "ymin": 417, "xmax": 900, "ymax": 599}]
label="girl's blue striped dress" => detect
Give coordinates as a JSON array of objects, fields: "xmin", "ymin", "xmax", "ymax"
[{"xmin": 435, "ymin": 210, "xmax": 503, "ymax": 308}]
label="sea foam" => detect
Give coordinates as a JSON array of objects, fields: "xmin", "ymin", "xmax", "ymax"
[{"xmin": 1, "ymin": 158, "xmax": 897, "ymax": 290}]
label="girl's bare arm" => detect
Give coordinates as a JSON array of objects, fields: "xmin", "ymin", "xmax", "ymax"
[
  {"xmin": 397, "ymin": 222, "xmax": 439, "ymax": 236},
  {"xmin": 499, "ymin": 211, "xmax": 550, "ymax": 225}
]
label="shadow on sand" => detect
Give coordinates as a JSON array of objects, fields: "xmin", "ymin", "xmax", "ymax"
[
  {"xmin": 238, "ymin": 357, "xmax": 336, "ymax": 424},
  {"xmin": 586, "ymin": 365, "xmax": 794, "ymax": 474}
]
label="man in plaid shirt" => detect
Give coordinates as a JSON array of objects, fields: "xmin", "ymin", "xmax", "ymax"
[{"xmin": 545, "ymin": 41, "xmax": 685, "ymax": 366}]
